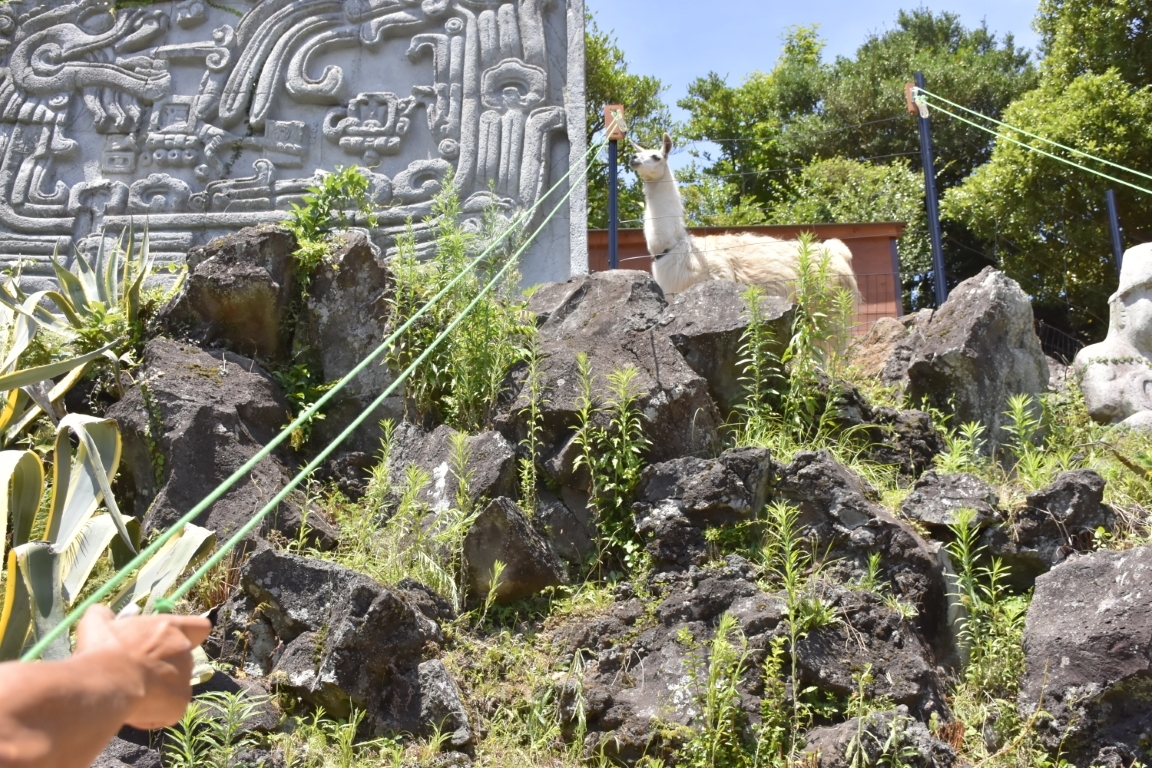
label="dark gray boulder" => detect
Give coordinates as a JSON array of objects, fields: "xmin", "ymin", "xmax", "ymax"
[
  {"xmin": 565, "ymin": 559, "xmax": 778, "ymax": 765},
  {"xmin": 633, "ymin": 447, "xmax": 773, "ymax": 569},
  {"xmin": 864, "ymin": 406, "xmax": 946, "ymax": 477},
  {"xmin": 980, "ymin": 470, "xmax": 1113, "ymax": 589},
  {"xmin": 656, "ymin": 280, "xmax": 793, "ymax": 415},
  {"xmin": 160, "ymin": 226, "xmax": 298, "ymax": 362},
  {"xmin": 293, "ymin": 230, "xmax": 401, "ymax": 456},
  {"xmin": 776, "ymin": 451, "xmax": 953, "ymax": 665},
  {"xmin": 212, "ymin": 549, "xmax": 471, "ymax": 745},
  {"xmin": 499, "ymin": 271, "xmax": 724, "ymax": 470},
  {"xmin": 900, "ymin": 471, "xmax": 1002, "ymax": 533},
  {"xmin": 1020, "ymin": 543, "xmax": 1152, "ymax": 765},
  {"xmin": 534, "ymin": 490, "xmax": 596, "ymax": 567},
  {"xmin": 793, "ymin": 589, "xmax": 951, "ymax": 722},
  {"xmin": 417, "ymin": 660, "xmax": 474, "ymax": 750},
  {"xmin": 803, "ymin": 707, "xmax": 956, "ymax": 768},
  {"xmin": 463, "ymin": 497, "xmax": 566, "ymax": 603},
  {"xmin": 823, "ymin": 385, "xmax": 944, "ymax": 477},
  {"xmin": 386, "ymin": 423, "xmax": 517, "ymax": 513},
  {"xmin": 90, "ymin": 738, "xmax": 162, "ymax": 768},
  {"xmin": 107, "ymin": 339, "xmax": 336, "ymax": 549},
  {"xmin": 905, "ymin": 268, "xmax": 1048, "ymax": 446}
]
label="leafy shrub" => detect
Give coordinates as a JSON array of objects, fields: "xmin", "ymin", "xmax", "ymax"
[
  {"xmin": 286, "ymin": 166, "xmax": 377, "ymax": 283},
  {"xmin": 385, "ymin": 184, "xmax": 533, "ymax": 433}
]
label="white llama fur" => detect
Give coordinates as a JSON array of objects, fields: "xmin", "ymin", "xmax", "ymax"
[{"xmin": 630, "ymin": 134, "xmax": 859, "ymax": 300}]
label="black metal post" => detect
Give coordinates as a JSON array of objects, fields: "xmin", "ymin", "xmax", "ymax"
[
  {"xmin": 608, "ymin": 139, "xmax": 619, "ymax": 270},
  {"xmin": 1106, "ymin": 189, "xmax": 1124, "ymax": 273},
  {"xmin": 913, "ymin": 72, "xmax": 947, "ymax": 306}
]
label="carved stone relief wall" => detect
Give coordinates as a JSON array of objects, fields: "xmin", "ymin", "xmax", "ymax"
[{"xmin": 0, "ymin": 0, "xmax": 587, "ymax": 288}]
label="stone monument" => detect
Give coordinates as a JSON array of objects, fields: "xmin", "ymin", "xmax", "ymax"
[
  {"xmin": 0, "ymin": 0, "xmax": 587, "ymax": 288},
  {"xmin": 1074, "ymin": 243, "xmax": 1152, "ymax": 429}
]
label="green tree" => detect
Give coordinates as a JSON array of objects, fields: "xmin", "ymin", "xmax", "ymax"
[
  {"xmin": 1036, "ymin": 0, "xmax": 1152, "ymax": 88},
  {"xmin": 943, "ymin": 71, "xmax": 1152, "ymax": 340},
  {"xmin": 764, "ymin": 158, "xmax": 930, "ymax": 293},
  {"xmin": 585, "ymin": 12, "xmax": 673, "ymax": 229}
]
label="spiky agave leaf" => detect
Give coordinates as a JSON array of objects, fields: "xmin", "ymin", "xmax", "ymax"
[
  {"xmin": 0, "ymin": 279, "xmax": 80, "ymax": 334},
  {"xmin": 12, "ymin": 542, "xmax": 69, "ymax": 660},
  {"xmin": 0, "ymin": 295, "xmax": 37, "ymax": 374},
  {"xmin": 0, "ymin": 340, "xmax": 117, "ymax": 394},
  {"xmin": 110, "ymin": 525, "xmax": 216, "ymax": 613},
  {"xmin": 58, "ymin": 514, "xmax": 121, "ymax": 606},
  {"xmin": 2, "ymin": 363, "xmax": 92, "ymax": 444},
  {"xmin": 0, "ymin": 548, "xmax": 33, "ymax": 660},
  {"xmin": 73, "ymin": 236, "xmax": 106, "ymax": 311},
  {"xmin": 124, "ymin": 226, "xmax": 157, "ymax": 325},
  {"xmin": 44, "ymin": 414, "xmax": 133, "ymax": 556}
]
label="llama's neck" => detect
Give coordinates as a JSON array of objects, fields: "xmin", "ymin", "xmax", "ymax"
[{"xmin": 642, "ymin": 165, "xmax": 689, "ymax": 254}]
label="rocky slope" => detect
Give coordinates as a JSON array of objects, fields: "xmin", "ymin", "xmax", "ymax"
[{"xmin": 94, "ymin": 227, "xmax": 1151, "ymax": 768}]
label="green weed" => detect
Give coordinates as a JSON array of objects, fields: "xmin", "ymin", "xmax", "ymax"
[{"xmin": 571, "ymin": 355, "xmax": 650, "ymax": 573}]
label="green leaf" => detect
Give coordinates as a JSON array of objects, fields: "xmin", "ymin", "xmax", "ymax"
[
  {"xmin": 110, "ymin": 517, "xmax": 142, "ymax": 571},
  {"xmin": 0, "ymin": 340, "xmax": 118, "ymax": 393},
  {"xmin": 75, "ymin": 238, "xmax": 104, "ymax": 309},
  {"xmin": 0, "ymin": 548, "xmax": 33, "ymax": 660},
  {"xmin": 0, "ymin": 298, "xmax": 37, "ymax": 374},
  {"xmin": 0, "ymin": 449, "xmax": 44, "ymax": 564},
  {"xmin": 111, "ymin": 525, "xmax": 216, "ymax": 612},
  {"xmin": 59, "ymin": 514, "xmax": 121, "ymax": 606},
  {"xmin": 46, "ymin": 414, "xmax": 132, "ymax": 556},
  {"xmin": 16, "ymin": 541, "xmax": 69, "ymax": 661},
  {"xmin": 52, "ymin": 260, "xmax": 90, "ymax": 320}
]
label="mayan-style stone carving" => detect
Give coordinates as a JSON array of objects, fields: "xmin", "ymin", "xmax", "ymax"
[
  {"xmin": 1075, "ymin": 243, "xmax": 1152, "ymax": 429},
  {"xmin": 0, "ymin": 0, "xmax": 586, "ymax": 289}
]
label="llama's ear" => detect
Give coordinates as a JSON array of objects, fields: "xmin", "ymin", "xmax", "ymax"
[{"xmin": 662, "ymin": 133, "xmax": 673, "ymax": 158}]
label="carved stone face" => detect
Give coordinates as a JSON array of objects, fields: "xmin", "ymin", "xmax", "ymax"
[{"xmin": 1120, "ymin": 284, "xmax": 1152, "ymax": 350}]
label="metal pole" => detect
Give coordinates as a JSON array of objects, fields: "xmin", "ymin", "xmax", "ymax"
[
  {"xmin": 608, "ymin": 139, "xmax": 619, "ymax": 270},
  {"xmin": 604, "ymin": 105, "xmax": 626, "ymax": 271},
  {"xmin": 1106, "ymin": 189, "xmax": 1124, "ymax": 273},
  {"xmin": 909, "ymin": 73, "xmax": 947, "ymax": 306}
]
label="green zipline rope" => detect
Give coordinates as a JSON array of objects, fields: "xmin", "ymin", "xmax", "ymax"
[
  {"xmin": 20, "ymin": 133, "xmax": 610, "ymax": 662},
  {"xmin": 922, "ymin": 99, "xmax": 1152, "ymax": 198},
  {"xmin": 916, "ymin": 87, "xmax": 1152, "ymax": 186},
  {"xmin": 156, "ymin": 147, "xmax": 599, "ymax": 611}
]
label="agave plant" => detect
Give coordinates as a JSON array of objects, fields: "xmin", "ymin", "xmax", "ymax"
[
  {"xmin": 0, "ymin": 415, "xmax": 215, "ymax": 660},
  {"xmin": 0, "ymin": 287, "xmax": 118, "ymax": 447},
  {"xmin": 0, "ymin": 226, "xmax": 179, "ymax": 348}
]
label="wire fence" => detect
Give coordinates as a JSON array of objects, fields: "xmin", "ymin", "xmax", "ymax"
[{"xmin": 1036, "ymin": 320, "xmax": 1086, "ymax": 365}]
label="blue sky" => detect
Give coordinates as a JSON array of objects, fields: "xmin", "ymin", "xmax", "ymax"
[{"xmin": 587, "ymin": 0, "xmax": 1043, "ymax": 166}]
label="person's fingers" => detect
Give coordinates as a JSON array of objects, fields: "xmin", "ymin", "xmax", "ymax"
[
  {"xmin": 126, "ymin": 653, "xmax": 197, "ymax": 729},
  {"xmin": 165, "ymin": 615, "xmax": 212, "ymax": 647},
  {"xmin": 74, "ymin": 604, "xmax": 117, "ymax": 653}
]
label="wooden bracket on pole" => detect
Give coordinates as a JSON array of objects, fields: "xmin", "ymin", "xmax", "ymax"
[
  {"xmin": 604, "ymin": 105, "xmax": 626, "ymax": 140},
  {"xmin": 904, "ymin": 83, "xmax": 918, "ymax": 114}
]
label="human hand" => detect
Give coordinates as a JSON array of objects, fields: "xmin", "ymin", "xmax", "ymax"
[{"xmin": 74, "ymin": 605, "xmax": 212, "ymax": 730}]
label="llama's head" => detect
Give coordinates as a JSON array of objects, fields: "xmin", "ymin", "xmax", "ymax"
[{"xmin": 629, "ymin": 133, "xmax": 673, "ymax": 181}]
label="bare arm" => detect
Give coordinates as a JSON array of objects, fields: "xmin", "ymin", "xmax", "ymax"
[{"xmin": 0, "ymin": 605, "xmax": 211, "ymax": 768}]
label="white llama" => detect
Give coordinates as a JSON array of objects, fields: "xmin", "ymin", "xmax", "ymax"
[{"xmin": 629, "ymin": 134, "xmax": 859, "ymax": 300}]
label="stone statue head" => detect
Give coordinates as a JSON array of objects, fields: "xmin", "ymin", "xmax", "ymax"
[{"xmin": 1109, "ymin": 242, "xmax": 1152, "ymax": 348}]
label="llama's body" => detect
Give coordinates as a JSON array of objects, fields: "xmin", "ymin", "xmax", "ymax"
[{"xmin": 632, "ymin": 135, "xmax": 858, "ymax": 300}]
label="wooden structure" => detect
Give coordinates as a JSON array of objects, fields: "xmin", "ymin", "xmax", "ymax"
[{"xmin": 587, "ymin": 222, "xmax": 907, "ymax": 331}]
